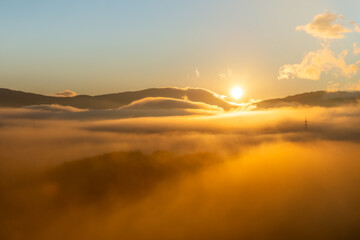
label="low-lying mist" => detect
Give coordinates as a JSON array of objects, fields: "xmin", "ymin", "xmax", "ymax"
[{"xmin": 1, "ymin": 104, "xmax": 360, "ymax": 239}]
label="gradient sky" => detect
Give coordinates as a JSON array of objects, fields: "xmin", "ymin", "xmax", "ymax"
[{"xmin": 1, "ymin": 0, "xmax": 360, "ymax": 99}]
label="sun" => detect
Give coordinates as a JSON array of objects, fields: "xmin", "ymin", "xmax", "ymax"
[{"xmin": 231, "ymin": 86, "xmax": 243, "ymax": 99}]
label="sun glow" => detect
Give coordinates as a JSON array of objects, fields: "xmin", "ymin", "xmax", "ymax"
[{"xmin": 231, "ymin": 87, "xmax": 243, "ymax": 99}]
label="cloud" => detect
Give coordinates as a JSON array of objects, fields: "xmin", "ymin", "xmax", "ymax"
[
  {"xmin": 351, "ymin": 20, "xmax": 360, "ymax": 32},
  {"xmin": 195, "ymin": 68, "xmax": 200, "ymax": 78},
  {"xmin": 2, "ymin": 87, "xmax": 237, "ymax": 111},
  {"xmin": 81, "ymin": 104, "xmax": 360, "ymax": 144},
  {"xmin": 121, "ymin": 97, "xmax": 222, "ymax": 111},
  {"xmin": 354, "ymin": 43, "xmax": 360, "ymax": 55},
  {"xmin": 2, "ymin": 103, "xmax": 360, "ymax": 239},
  {"xmin": 326, "ymin": 81, "xmax": 341, "ymax": 92},
  {"xmin": 53, "ymin": 90, "xmax": 77, "ymax": 97},
  {"xmin": 328, "ymin": 79, "xmax": 360, "ymax": 92},
  {"xmin": 218, "ymin": 68, "xmax": 239, "ymax": 82},
  {"xmin": 3, "ymin": 140, "xmax": 360, "ymax": 239},
  {"xmin": 279, "ymin": 11, "xmax": 360, "ymax": 81},
  {"xmin": 278, "ymin": 46, "xmax": 358, "ymax": 80},
  {"xmin": 296, "ymin": 10, "xmax": 352, "ymax": 39},
  {"xmin": 345, "ymin": 79, "xmax": 360, "ymax": 91},
  {"xmin": 3, "ymin": 104, "xmax": 360, "ymax": 173},
  {"xmin": 0, "ymin": 97, "xmax": 223, "ymax": 121},
  {"xmin": 25, "ymin": 104, "xmax": 85, "ymax": 112}
]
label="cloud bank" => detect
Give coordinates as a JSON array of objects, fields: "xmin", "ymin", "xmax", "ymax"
[
  {"xmin": 2, "ymin": 103, "xmax": 360, "ymax": 171},
  {"xmin": 1, "ymin": 127, "xmax": 360, "ymax": 239},
  {"xmin": 1, "ymin": 102, "xmax": 360, "ymax": 239}
]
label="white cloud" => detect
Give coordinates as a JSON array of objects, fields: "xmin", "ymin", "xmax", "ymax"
[
  {"xmin": 280, "ymin": 11, "xmax": 360, "ymax": 82},
  {"xmin": 218, "ymin": 68, "xmax": 239, "ymax": 82},
  {"xmin": 326, "ymin": 81, "xmax": 341, "ymax": 92},
  {"xmin": 351, "ymin": 21, "xmax": 360, "ymax": 33},
  {"xmin": 346, "ymin": 79, "xmax": 360, "ymax": 91},
  {"xmin": 53, "ymin": 90, "xmax": 77, "ymax": 97},
  {"xmin": 296, "ymin": 10, "xmax": 352, "ymax": 39},
  {"xmin": 328, "ymin": 79, "xmax": 360, "ymax": 92},
  {"xmin": 354, "ymin": 43, "xmax": 360, "ymax": 55},
  {"xmin": 195, "ymin": 68, "xmax": 200, "ymax": 78},
  {"xmin": 278, "ymin": 46, "xmax": 358, "ymax": 80},
  {"xmin": 121, "ymin": 97, "xmax": 223, "ymax": 111}
]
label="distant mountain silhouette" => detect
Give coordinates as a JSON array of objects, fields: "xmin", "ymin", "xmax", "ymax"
[
  {"xmin": 0, "ymin": 87, "xmax": 235, "ymax": 110},
  {"xmin": 2, "ymin": 88, "xmax": 360, "ymax": 111},
  {"xmin": 255, "ymin": 91, "xmax": 360, "ymax": 109}
]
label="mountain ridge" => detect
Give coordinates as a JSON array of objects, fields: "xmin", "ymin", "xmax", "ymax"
[
  {"xmin": 0, "ymin": 87, "xmax": 234, "ymax": 110},
  {"xmin": 1, "ymin": 88, "xmax": 360, "ymax": 111},
  {"xmin": 255, "ymin": 90, "xmax": 360, "ymax": 109}
]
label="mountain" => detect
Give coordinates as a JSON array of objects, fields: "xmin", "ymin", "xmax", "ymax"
[
  {"xmin": 2, "ymin": 88, "xmax": 360, "ymax": 111},
  {"xmin": 255, "ymin": 91, "xmax": 360, "ymax": 109},
  {"xmin": 0, "ymin": 87, "xmax": 235, "ymax": 110}
]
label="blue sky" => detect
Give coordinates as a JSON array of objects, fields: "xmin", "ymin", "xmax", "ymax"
[{"xmin": 1, "ymin": 0, "xmax": 360, "ymax": 99}]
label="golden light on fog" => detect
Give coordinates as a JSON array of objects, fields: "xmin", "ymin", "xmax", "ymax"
[{"xmin": 231, "ymin": 86, "xmax": 243, "ymax": 99}]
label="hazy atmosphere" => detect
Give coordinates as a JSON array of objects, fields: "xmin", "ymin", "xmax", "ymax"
[{"xmin": 1, "ymin": 1, "xmax": 360, "ymax": 240}]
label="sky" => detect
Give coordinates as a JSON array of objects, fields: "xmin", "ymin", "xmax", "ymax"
[{"xmin": 1, "ymin": 0, "xmax": 360, "ymax": 99}]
